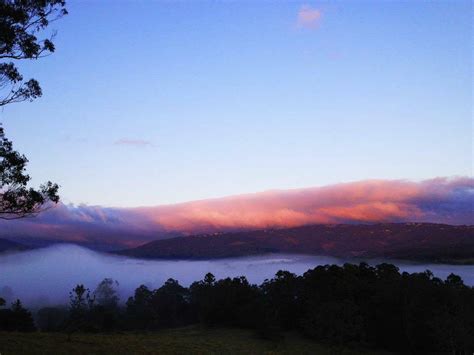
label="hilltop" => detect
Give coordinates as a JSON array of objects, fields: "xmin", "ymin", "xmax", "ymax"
[{"xmin": 117, "ymin": 223, "xmax": 474, "ymax": 263}]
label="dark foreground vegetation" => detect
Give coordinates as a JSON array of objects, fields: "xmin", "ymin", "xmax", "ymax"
[{"xmin": 1, "ymin": 263, "xmax": 473, "ymax": 354}]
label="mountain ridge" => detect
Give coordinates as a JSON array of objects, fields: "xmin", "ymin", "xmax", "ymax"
[
  {"xmin": 115, "ymin": 223, "xmax": 474, "ymax": 263},
  {"xmin": 0, "ymin": 238, "xmax": 32, "ymax": 253}
]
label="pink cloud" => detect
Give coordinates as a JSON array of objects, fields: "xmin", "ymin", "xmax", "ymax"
[
  {"xmin": 148, "ymin": 178, "xmax": 470, "ymax": 232},
  {"xmin": 296, "ymin": 5, "xmax": 322, "ymax": 29},
  {"xmin": 0, "ymin": 177, "xmax": 472, "ymax": 248}
]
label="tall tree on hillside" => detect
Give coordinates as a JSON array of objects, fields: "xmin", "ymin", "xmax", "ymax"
[
  {"xmin": 0, "ymin": 0, "xmax": 67, "ymax": 219},
  {"xmin": 94, "ymin": 278, "xmax": 120, "ymax": 309}
]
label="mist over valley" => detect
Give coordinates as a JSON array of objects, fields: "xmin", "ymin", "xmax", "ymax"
[{"xmin": 1, "ymin": 244, "xmax": 473, "ymax": 308}]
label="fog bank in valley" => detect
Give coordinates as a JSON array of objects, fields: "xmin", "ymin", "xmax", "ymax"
[{"xmin": 1, "ymin": 244, "xmax": 473, "ymax": 307}]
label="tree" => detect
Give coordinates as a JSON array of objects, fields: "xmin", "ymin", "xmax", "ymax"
[
  {"xmin": 190, "ymin": 275, "xmax": 259, "ymax": 328},
  {"xmin": 68, "ymin": 284, "xmax": 94, "ymax": 323},
  {"xmin": 126, "ymin": 285, "xmax": 153, "ymax": 329},
  {"xmin": 10, "ymin": 299, "xmax": 35, "ymax": 331},
  {"xmin": 69, "ymin": 284, "xmax": 94, "ymax": 314},
  {"xmin": 93, "ymin": 278, "xmax": 120, "ymax": 310},
  {"xmin": 36, "ymin": 306, "xmax": 68, "ymax": 331},
  {"xmin": 260, "ymin": 270, "xmax": 301, "ymax": 331},
  {"xmin": 66, "ymin": 284, "xmax": 95, "ymax": 333},
  {"xmin": 0, "ymin": 298, "xmax": 36, "ymax": 331},
  {"xmin": 0, "ymin": 0, "xmax": 67, "ymax": 106},
  {"xmin": 0, "ymin": 126, "xmax": 59, "ymax": 219},
  {"xmin": 0, "ymin": 0, "xmax": 67, "ymax": 219},
  {"xmin": 150, "ymin": 278, "xmax": 190, "ymax": 328},
  {"xmin": 87, "ymin": 279, "xmax": 121, "ymax": 331}
]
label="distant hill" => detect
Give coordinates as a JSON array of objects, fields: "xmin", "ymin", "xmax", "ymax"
[
  {"xmin": 117, "ymin": 223, "xmax": 474, "ymax": 263},
  {"xmin": 0, "ymin": 238, "xmax": 31, "ymax": 253}
]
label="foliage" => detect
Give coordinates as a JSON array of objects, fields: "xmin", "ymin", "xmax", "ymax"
[
  {"xmin": 36, "ymin": 306, "xmax": 68, "ymax": 331},
  {"xmin": 126, "ymin": 278, "xmax": 191, "ymax": 329},
  {"xmin": 125, "ymin": 284, "xmax": 153, "ymax": 329},
  {"xmin": 65, "ymin": 284, "xmax": 95, "ymax": 332},
  {"xmin": 190, "ymin": 274, "xmax": 260, "ymax": 328},
  {"xmin": 3, "ymin": 265, "xmax": 474, "ymax": 353},
  {"xmin": 0, "ymin": 0, "xmax": 66, "ymax": 219},
  {"xmin": 0, "ymin": 298, "xmax": 35, "ymax": 331},
  {"xmin": 93, "ymin": 278, "xmax": 119, "ymax": 309},
  {"xmin": 0, "ymin": 0, "xmax": 67, "ymax": 106},
  {"xmin": 0, "ymin": 125, "xmax": 59, "ymax": 219}
]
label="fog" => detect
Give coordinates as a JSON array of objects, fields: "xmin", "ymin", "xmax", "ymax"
[{"xmin": 1, "ymin": 244, "xmax": 473, "ymax": 307}]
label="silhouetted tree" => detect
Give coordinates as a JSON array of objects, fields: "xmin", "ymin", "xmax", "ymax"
[
  {"xmin": 66, "ymin": 284, "xmax": 94, "ymax": 333},
  {"xmin": 9, "ymin": 263, "xmax": 471, "ymax": 353},
  {"xmin": 10, "ymin": 299, "xmax": 35, "ymax": 331},
  {"xmin": 190, "ymin": 275, "xmax": 260, "ymax": 328},
  {"xmin": 189, "ymin": 273, "xmax": 216, "ymax": 324},
  {"xmin": 125, "ymin": 284, "xmax": 153, "ymax": 329},
  {"xmin": 88, "ymin": 278, "xmax": 121, "ymax": 331},
  {"xmin": 0, "ymin": 298, "xmax": 35, "ymax": 331},
  {"xmin": 0, "ymin": 126, "xmax": 59, "ymax": 219},
  {"xmin": 69, "ymin": 284, "xmax": 94, "ymax": 311},
  {"xmin": 150, "ymin": 278, "xmax": 190, "ymax": 328},
  {"xmin": 0, "ymin": 0, "xmax": 67, "ymax": 106},
  {"xmin": 0, "ymin": 285, "xmax": 14, "ymax": 303},
  {"xmin": 36, "ymin": 306, "xmax": 68, "ymax": 331},
  {"xmin": 260, "ymin": 270, "xmax": 301, "ymax": 331},
  {"xmin": 126, "ymin": 279, "xmax": 192, "ymax": 329},
  {"xmin": 299, "ymin": 264, "xmax": 366, "ymax": 344},
  {"xmin": 93, "ymin": 278, "xmax": 119, "ymax": 309},
  {"xmin": 0, "ymin": 0, "xmax": 66, "ymax": 219}
]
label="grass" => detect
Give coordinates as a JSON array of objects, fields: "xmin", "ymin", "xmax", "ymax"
[{"xmin": 0, "ymin": 326, "xmax": 394, "ymax": 355}]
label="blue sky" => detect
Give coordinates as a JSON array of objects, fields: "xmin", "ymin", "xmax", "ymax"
[{"xmin": 1, "ymin": 0, "xmax": 471, "ymax": 207}]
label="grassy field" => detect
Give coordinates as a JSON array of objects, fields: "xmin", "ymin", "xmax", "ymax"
[{"xmin": 0, "ymin": 326, "xmax": 393, "ymax": 355}]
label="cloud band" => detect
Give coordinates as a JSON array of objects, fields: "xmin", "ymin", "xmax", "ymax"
[{"xmin": 0, "ymin": 177, "xmax": 472, "ymax": 248}]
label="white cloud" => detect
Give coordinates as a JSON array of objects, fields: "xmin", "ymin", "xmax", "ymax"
[{"xmin": 114, "ymin": 138, "xmax": 152, "ymax": 147}]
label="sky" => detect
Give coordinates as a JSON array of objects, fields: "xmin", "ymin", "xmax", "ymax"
[{"xmin": 0, "ymin": 1, "xmax": 472, "ymax": 210}]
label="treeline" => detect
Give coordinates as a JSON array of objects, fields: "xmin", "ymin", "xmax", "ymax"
[{"xmin": 1, "ymin": 263, "xmax": 473, "ymax": 353}]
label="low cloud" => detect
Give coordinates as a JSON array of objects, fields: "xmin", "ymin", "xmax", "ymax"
[
  {"xmin": 0, "ymin": 177, "xmax": 472, "ymax": 248},
  {"xmin": 296, "ymin": 5, "xmax": 322, "ymax": 29},
  {"xmin": 114, "ymin": 138, "xmax": 152, "ymax": 147}
]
